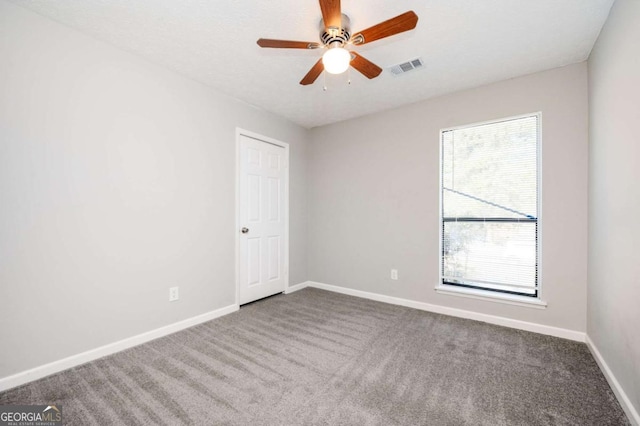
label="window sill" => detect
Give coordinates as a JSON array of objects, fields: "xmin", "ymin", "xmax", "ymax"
[{"xmin": 435, "ymin": 284, "xmax": 547, "ymax": 309}]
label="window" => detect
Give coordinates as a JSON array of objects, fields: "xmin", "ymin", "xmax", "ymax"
[{"xmin": 440, "ymin": 114, "xmax": 540, "ymax": 298}]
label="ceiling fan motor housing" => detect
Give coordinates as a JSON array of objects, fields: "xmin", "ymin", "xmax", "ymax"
[{"xmin": 319, "ymin": 14, "xmax": 351, "ymax": 47}]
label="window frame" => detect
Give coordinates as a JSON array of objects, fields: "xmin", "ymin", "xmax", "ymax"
[{"xmin": 436, "ymin": 112, "xmax": 546, "ymax": 308}]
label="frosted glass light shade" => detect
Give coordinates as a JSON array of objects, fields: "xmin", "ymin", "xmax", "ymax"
[{"xmin": 322, "ymin": 47, "xmax": 351, "ymax": 74}]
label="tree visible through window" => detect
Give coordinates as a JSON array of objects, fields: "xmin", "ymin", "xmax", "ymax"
[{"xmin": 440, "ymin": 114, "xmax": 539, "ymax": 297}]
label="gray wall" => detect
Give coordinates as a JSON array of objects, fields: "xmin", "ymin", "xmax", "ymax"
[
  {"xmin": 308, "ymin": 63, "xmax": 589, "ymax": 333},
  {"xmin": 0, "ymin": 1, "xmax": 308, "ymax": 378},
  {"xmin": 588, "ymin": 0, "xmax": 640, "ymax": 417}
]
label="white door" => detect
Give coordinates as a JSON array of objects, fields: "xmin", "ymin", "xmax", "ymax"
[{"xmin": 238, "ymin": 134, "xmax": 287, "ymax": 305}]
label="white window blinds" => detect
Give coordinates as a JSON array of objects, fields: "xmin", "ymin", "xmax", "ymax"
[{"xmin": 441, "ymin": 114, "xmax": 539, "ymax": 297}]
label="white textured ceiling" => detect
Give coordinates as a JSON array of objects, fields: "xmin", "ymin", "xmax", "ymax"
[{"xmin": 10, "ymin": 0, "xmax": 614, "ymax": 128}]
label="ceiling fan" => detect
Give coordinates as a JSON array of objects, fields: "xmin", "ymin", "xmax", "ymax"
[{"xmin": 256, "ymin": 0, "xmax": 418, "ymax": 85}]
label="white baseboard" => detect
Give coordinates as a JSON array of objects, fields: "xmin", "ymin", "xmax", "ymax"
[
  {"xmin": 306, "ymin": 281, "xmax": 586, "ymax": 342},
  {"xmin": 586, "ymin": 336, "xmax": 640, "ymax": 426},
  {"xmin": 284, "ymin": 281, "xmax": 310, "ymax": 294},
  {"xmin": 0, "ymin": 304, "xmax": 239, "ymax": 392}
]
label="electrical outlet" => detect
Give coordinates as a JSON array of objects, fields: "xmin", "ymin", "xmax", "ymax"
[
  {"xmin": 169, "ymin": 286, "xmax": 179, "ymax": 302},
  {"xmin": 391, "ymin": 269, "xmax": 398, "ymax": 280}
]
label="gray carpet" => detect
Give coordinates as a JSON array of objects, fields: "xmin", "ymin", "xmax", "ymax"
[{"xmin": 0, "ymin": 288, "xmax": 629, "ymax": 425}]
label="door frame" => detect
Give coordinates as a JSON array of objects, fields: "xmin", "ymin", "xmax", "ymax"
[{"xmin": 235, "ymin": 128, "xmax": 290, "ymax": 306}]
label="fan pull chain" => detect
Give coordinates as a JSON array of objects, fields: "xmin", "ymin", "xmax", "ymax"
[
  {"xmin": 347, "ymin": 67, "xmax": 351, "ymax": 85},
  {"xmin": 323, "ymin": 71, "xmax": 327, "ymax": 91}
]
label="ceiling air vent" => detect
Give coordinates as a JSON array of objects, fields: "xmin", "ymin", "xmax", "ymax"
[{"xmin": 389, "ymin": 58, "xmax": 424, "ymax": 76}]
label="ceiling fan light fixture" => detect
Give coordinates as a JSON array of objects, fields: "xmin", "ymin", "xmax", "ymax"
[
  {"xmin": 256, "ymin": 2, "xmax": 418, "ymax": 85},
  {"xmin": 322, "ymin": 46, "xmax": 351, "ymax": 74}
]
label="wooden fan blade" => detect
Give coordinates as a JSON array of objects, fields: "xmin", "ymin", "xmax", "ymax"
[
  {"xmin": 319, "ymin": 0, "xmax": 341, "ymax": 28},
  {"xmin": 257, "ymin": 39, "xmax": 321, "ymax": 49},
  {"xmin": 300, "ymin": 59, "xmax": 325, "ymax": 85},
  {"xmin": 350, "ymin": 52, "xmax": 382, "ymax": 79},
  {"xmin": 351, "ymin": 11, "xmax": 418, "ymax": 45}
]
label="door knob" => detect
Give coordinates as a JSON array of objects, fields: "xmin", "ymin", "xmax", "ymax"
[{"xmin": 241, "ymin": 227, "xmax": 249, "ymax": 234}]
